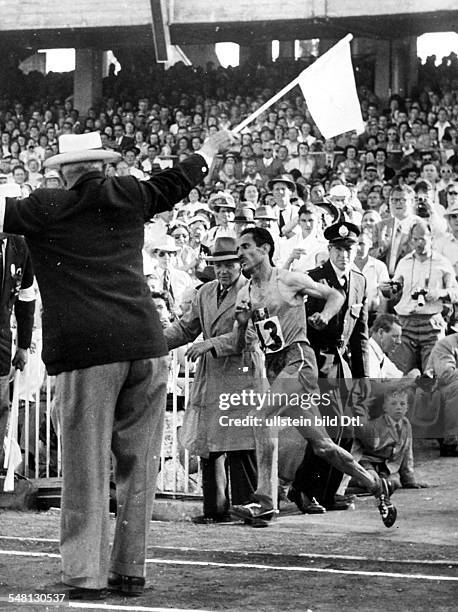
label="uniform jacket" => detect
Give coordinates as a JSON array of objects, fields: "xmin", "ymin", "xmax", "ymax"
[
  {"xmin": 165, "ymin": 274, "xmax": 263, "ymax": 457},
  {"xmin": 306, "ymin": 260, "xmax": 369, "ymax": 378},
  {"xmin": 0, "ymin": 236, "xmax": 35, "ymax": 376}
]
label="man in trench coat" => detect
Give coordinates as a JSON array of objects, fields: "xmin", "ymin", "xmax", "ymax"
[{"xmin": 165, "ymin": 237, "xmax": 263, "ymax": 523}]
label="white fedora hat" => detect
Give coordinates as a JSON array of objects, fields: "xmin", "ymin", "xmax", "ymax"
[{"xmin": 43, "ymin": 133, "xmax": 121, "ymax": 168}]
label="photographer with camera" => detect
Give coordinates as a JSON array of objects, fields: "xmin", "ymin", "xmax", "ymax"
[
  {"xmin": 413, "ymin": 180, "xmax": 447, "ymax": 232},
  {"xmin": 380, "ymin": 220, "xmax": 458, "ymax": 373}
]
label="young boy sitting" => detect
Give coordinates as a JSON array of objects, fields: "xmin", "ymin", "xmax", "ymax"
[{"xmin": 352, "ymin": 387, "xmax": 423, "ymax": 490}]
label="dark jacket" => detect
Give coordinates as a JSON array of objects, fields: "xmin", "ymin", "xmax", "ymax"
[
  {"xmin": 306, "ymin": 260, "xmax": 369, "ymax": 378},
  {"xmin": 3, "ymin": 154, "xmax": 208, "ymax": 374},
  {"xmin": 0, "ymin": 236, "xmax": 35, "ymax": 375}
]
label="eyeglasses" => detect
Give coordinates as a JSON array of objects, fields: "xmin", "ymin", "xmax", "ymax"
[
  {"xmin": 448, "ymin": 191, "xmax": 458, "ymax": 196},
  {"xmin": 263, "ymin": 149, "xmax": 273, "ymax": 152},
  {"xmin": 156, "ymin": 251, "xmax": 172, "ymax": 258}
]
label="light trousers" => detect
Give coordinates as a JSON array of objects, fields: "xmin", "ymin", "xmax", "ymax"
[{"xmin": 56, "ymin": 357, "xmax": 168, "ymax": 589}]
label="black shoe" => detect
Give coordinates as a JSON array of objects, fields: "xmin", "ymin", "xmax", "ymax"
[
  {"xmin": 287, "ymin": 487, "xmax": 308, "ymax": 513},
  {"xmin": 324, "ymin": 499, "xmax": 355, "ymax": 511},
  {"xmin": 108, "ymin": 573, "xmax": 145, "ymax": 596},
  {"xmin": 376, "ymin": 477, "xmax": 397, "ymax": 528},
  {"xmin": 230, "ymin": 502, "xmax": 275, "ymax": 527},
  {"xmin": 37, "ymin": 583, "xmax": 108, "ymax": 601},
  {"xmin": 304, "ymin": 497, "xmax": 326, "ymax": 514},
  {"xmin": 191, "ymin": 514, "xmax": 232, "ymax": 524}
]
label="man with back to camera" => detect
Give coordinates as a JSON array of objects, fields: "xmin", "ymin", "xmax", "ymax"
[
  {"xmin": 230, "ymin": 227, "xmax": 397, "ymax": 529},
  {"xmin": 0, "ymin": 129, "xmax": 232, "ymax": 599}
]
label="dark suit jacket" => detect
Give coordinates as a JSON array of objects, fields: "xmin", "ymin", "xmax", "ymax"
[
  {"xmin": 306, "ymin": 260, "xmax": 369, "ymax": 378},
  {"xmin": 0, "ymin": 236, "xmax": 35, "ymax": 375},
  {"xmin": 4, "ymin": 154, "xmax": 208, "ymax": 374},
  {"xmin": 372, "ymin": 217, "xmax": 413, "ymax": 274}
]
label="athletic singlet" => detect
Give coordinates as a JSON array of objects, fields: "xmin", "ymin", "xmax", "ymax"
[{"xmin": 246, "ymin": 268, "xmax": 309, "ymax": 350}]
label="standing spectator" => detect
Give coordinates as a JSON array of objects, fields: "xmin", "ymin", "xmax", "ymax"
[
  {"xmin": 0, "ymin": 130, "xmax": 231, "ymax": 598},
  {"xmin": 381, "ymin": 220, "xmax": 458, "ymax": 373},
  {"xmin": 165, "ymin": 237, "xmax": 262, "ymax": 523}
]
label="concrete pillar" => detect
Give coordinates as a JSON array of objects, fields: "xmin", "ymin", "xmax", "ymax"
[
  {"xmin": 74, "ymin": 48, "xmax": 103, "ymax": 117},
  {"xmin": 278, "ymin": 40, "xmax": 295, "ymax": 59},
  {"xmin": 239, "ymin": 42, "xmax": 271, "ymax": 65},
  {"xmin": 374, "ymin": 40, "xmax": 391, "ymax": 103},
  {"xmin": 390, "ymin": 37, "xmax": 417, "ymax": 97},
  {"xmin": 391, "ymin": 39, "xmax": 406, "ymax": 96}
]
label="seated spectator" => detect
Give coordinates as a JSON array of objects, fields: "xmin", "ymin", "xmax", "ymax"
[
  {"xmin": 426, "ymin": 331, "xmax": 458, "ymax": 456},
  {"xmin": 352, "ymin": 387, "xmax": 423, "ymax": 491}
]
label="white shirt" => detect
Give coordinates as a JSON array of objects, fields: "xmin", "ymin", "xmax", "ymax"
[
  {"xmin": 368, "ymin": 337, "xmax": 403, "ymax": 378},
  {"xmin": 360, "ymin": 256, "xmax": 390, "ymax": 312},
  {"xmin": 278, "ymin": 232, "xmax": 328, "ymax": 272},
  {"xmin": 393, "ymin": 251, "xmax": 458, "ymax": 315},
  {"xmin": 435, "ymin": 233, "xmax": 458, "ymax": 276}
]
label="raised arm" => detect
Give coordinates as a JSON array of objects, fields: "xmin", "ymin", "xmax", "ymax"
[{"xmin": 290, "ymin": 271, "xmax": 344, "ymax": 329}]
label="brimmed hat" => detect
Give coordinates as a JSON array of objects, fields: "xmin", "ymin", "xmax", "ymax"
[
  {"xmin": 152, "ymin": 235, "xmax": 179, "ymax": 253},
  {"xmin": 234, "ymin": 206, "xmax": 255, "ymax": 223},
  {"xmin": 208, "ymin": 191, "xmax": 236, "ymax": 211},
  {"xmin": 205, "ymin": 236, "xmax": 239, "ymax": 262},
  {"xmin": 314, "ymin": 199, "xmax": 340, "ymax": 223},
  {"xmin": 267, "ymin": 175, "xmax": 296, "ymax": 192},
  {"xmin": 324, "ymin": 221, "xmax": 360, "ymax": 246},
  {"xmin": 44, "ymin": 169, "xmax": 62, "ymax": 182},
  {"xmin": 329, "ymin": 184, "xmax": 351, "ymax": 199},
  {"xmin": 188, "ymin": 214, "xmax": 211, "ymax": 229},
  {"xmin": 43, "ymin": 133, "xmax": 122, "ymax": 168},
  {"xmin": 254, "ymin": 205, "xmax": 277, "ymax": 221}
]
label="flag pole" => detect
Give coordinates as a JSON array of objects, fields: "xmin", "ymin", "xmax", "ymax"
[
  {"xmin": 231, "ymin": 75, "xmax": 303, "ymax": 135},
  {"xmin": 231, "ymin": 33, "xmax": 354, "ymax": 136}
]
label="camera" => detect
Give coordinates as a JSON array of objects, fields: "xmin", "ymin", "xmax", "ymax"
[
  {"xmin": 411, "ymin": 288, "xmax": 427, "ymax": 307},
  {"xmin": 380, "ymin": 280, "xmax": 402, "ymax": 298},
  {"xmin": 416, "ymin": 198, "xmax": 430, "ymax": 218}
]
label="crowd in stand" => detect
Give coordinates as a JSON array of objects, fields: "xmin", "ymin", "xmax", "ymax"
[{"xmin": 4, "ymin": 51, "xmax": 458, "ymax": 522}]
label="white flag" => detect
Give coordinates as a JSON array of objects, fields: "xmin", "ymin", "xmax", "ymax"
[{"xmin": 297, "ymin": 35, "xmax": 364, "ymax": 139}]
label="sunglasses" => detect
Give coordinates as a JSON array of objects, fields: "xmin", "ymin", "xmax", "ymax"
[
  {"xmin": 448, "ymin": 191, "xmax": 458, "ymax": 196},
  {"xmin": 263, "ymin": 148, "xmax": 273, "ymax": 152},
  {"xmin": 448, "ymin": 214, "xmax": 458, "ymax": 219},
  {"xmin": 156, "ymin": 251, "xmax": 173, "ymax": 257}
]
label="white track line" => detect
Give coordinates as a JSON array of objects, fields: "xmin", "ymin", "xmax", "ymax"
[
  {"xmin": 0, "ymin": 550, "xmax": 457, "ymax": 582},
  {"xmin": 69, "ymin": 605, "xmax": 213, "ymax": 612},
  {"xmin": 0, "ymin": 536, "xmax": 456, "ymax": 567}
]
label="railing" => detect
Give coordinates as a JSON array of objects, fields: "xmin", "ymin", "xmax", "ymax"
[{"xmin": 4, "ymin": 346, "xmax": 203, "ymax": 498}]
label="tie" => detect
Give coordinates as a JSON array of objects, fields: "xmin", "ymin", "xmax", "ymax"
[
  {"xmin": 0, "ymin": 240, "xmax": 5, "ymax": 289},
  {"xmin": 0, "ymin": 242, "xmax": 4, "ymax": 291},
  {"xmin": 217, "ymin": 285, "xmax": 228, "ymax": 308},
  {"xmin": 163, "ymin": 270, "xmax": 174, "ymax": 302},
  {"xmin": 341, "ymin": 276, "xmax": 348, "ymax": 293}
]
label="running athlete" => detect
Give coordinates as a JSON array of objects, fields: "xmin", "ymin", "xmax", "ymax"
[{"xmin": 230, "ymin": 227, "xmax": 397, "ymax": 528}]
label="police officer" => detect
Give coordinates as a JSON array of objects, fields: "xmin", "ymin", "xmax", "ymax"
[{"xmin": 291, "ymin": 220, "xmax": 370, "ymax": 511}]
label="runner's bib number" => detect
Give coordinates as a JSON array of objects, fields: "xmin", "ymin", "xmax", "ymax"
[{"xmin": 254, "ymin": 315, "xmax": 285, "ymax": 354}]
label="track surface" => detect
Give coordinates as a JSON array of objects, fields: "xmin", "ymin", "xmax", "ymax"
[{"xmin": 0, "ymin": 442, "xmax": 457, "ymax": 611}]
